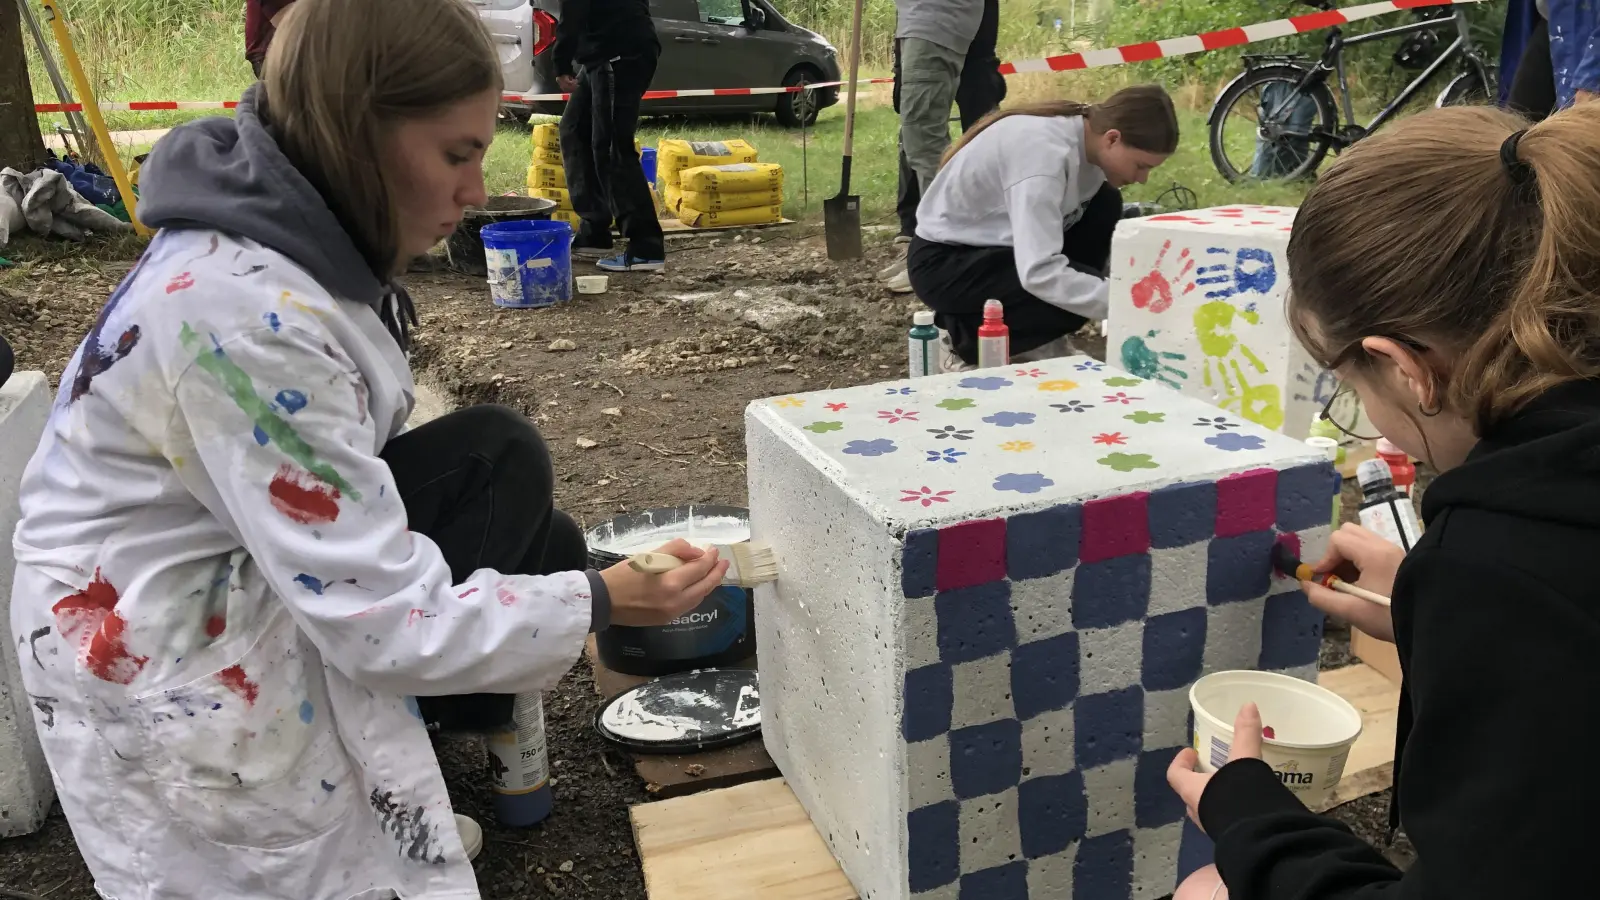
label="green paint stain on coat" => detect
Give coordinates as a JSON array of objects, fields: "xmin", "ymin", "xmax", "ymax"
[{"xmin": 179, "ymin": 323, "xmax": 362, "ymax": 500}]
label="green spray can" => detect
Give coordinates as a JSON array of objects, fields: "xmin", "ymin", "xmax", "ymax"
[{"xmin": 909, "ymin": 310, "xmax": 938, "ymax": 378}]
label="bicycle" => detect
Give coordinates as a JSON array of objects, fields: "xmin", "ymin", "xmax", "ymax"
[{"xmin": 1207, "ymin": 0, "xmax": 1495, "ymax": 182}]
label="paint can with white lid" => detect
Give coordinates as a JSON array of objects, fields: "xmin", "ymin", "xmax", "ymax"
[{"xmin": 586, "ymin": 505, "xmax": 758, "ymax": 676}]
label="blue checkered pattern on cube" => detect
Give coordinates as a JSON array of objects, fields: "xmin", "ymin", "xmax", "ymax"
[{"xmin": 898, "ymin": 463, "xmax": 1333, "ymax": 899}]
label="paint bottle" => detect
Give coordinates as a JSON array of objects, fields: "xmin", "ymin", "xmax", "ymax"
[
  {"xmin": 487, "ymin": 692, "xmax": 554, "ymax": 827},
  {"xmin": 977, "ymin": 299, "xmax": 1009, "ymax": 369},
  {"xmin": 1356, "ymin": 458, "xmax": 1423, "ymax": 552},
  {"xmin": 908, "ymin": 310, "xmax": 938, "ymax": 378},
  {"xmin": 1308, "ymin": 418, "xmax": 1347, "ymax": 467},
  {"xmin": 1306, "ymin": 436, "xmax": 1343, "ymax": 528},
  {"xmin": 1374, "ymin": 438, "xmax": 1415, "ymax": 496}
]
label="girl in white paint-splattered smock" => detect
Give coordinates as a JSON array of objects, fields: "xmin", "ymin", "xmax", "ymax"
[{"xmin": 8, "ymin": 2, "xmax": 728, "ymax": 898}]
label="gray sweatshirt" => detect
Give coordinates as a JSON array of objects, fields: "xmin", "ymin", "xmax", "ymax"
[
  {"xmin": 915, "ymin": 114, "xmax": 1111, "ymax": 319},
  {"xmin": 895, "ymin": 0, "xmax": 983, "ymax": 54}
]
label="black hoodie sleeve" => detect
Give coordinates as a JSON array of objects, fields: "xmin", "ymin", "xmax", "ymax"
[
  {"xmin": 1197, "ymin": 545, "xmax": 1600, "ymax": 899},
  {"xmin": 552, "ymin": 0, "xmax": 589, "ymax": 78}
]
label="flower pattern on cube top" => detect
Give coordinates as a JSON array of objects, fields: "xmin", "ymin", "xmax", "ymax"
[
  {"xmin": 1053, "ymin": 401, "xmax": 1094, "ymax": 413},
  {"xmin": 825, "ymin": 402, "xmax": 848, "ymax": 411},
  {"xmin": 1093, "ymin": 432, "xmax": 1127, "ymax": 446},
  {"xmin": 929, "ymin": 425, "xmax": 975, "ymax": 441},
  {"xmin": 901, "ymin": 486, "xmax": 955, "ymax": 506},
  {"xmin": 879, "ymin": 408, "xmax": 919, "ymax": 423},
  {"xmin": 983, "ymin": 411, "xmax": 1036, "ymax": 427},
  {"xmin": 927, "ymin": 448, "xmax": 966, "ymax": 464},
  {"xmin": 1104, "ymin": 392, "xmax": 1142, "ymax": 405},
  {"xmin": 1206, "ymin": 432, "xmax": 1267, "ymax": 452},
  {"xmin": 1014, "ymin": 367, "xmax": 1045, "ymax": 378},
  {"xmin": 886, "ymin": 386, "xmax": 915, "ymax": 396},
  {"xmin": 844, "ymin": 439, "xmax": 897, "ymax": 457},
  {"xmin": 960, "ymin": 377, "xmax": 1013, "ymax": 391},
  {"xmin": 1039, "ymin": 380, "xmax": 1078, "ymax": 392},
  {"xmin": 1195, "ymin": 416, "xmax": 1238, "ymax": 431}
]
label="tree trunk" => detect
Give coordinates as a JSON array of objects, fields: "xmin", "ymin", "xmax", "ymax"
[{"xmin": 0, "ymin": 0, "xmax": 49, "ymax": 172}]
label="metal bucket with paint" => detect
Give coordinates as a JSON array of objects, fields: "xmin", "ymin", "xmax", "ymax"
[{"xmin": 587, "ymin": 505, "xmax": 757, "ymax": 677}]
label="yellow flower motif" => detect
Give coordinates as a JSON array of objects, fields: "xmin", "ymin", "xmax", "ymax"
[
  {"xmin": 1038, "ymin": 379, "xmax": 1079, "ymax": 392},
  {"xmin": 1000, "ymin": 441, "xmax": 1035, "ymax": 452},
  {"xmin": 774, "ymin": 396, "xmax": 805, "ymax": 408}
]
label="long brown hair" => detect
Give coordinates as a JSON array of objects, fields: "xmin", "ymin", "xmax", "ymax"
[
  {"xmin": 261, "ymin": 0, "xmax": 502, "ymax": 276},
  {"xmin": 1287, "ymin": 102, "xmax": 1600, "ymax": 434},
  {"xmin": 942, "ymin": 84, "xmax": 1179, "ymax": 166}
]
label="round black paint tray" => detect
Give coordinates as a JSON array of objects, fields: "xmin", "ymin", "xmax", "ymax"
[{"xmin": 594, "ymin": 668, "xmax": 761, "ymax": 755}]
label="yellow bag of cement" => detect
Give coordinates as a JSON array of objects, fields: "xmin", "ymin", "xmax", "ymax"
[
  {"xmin": 530, "ymin": 186, "xmax": 571, "ymax": 207},
  {"xmin": 663, "ymin": 185, "xmax": 683, "ymax": 215},
  {"xmin": 527, "ymin": 163, "xmax": 567, "ymax": 190},
  {"xmin": 533, "ymin": 145, "xmax": 564, "ymax": 167},
  {"xmin": 658, "ymin": 139, "xmax": 759, "ymax": 186},
  {"xmin": 677, "ymin": 187, "xmax": 783, "ymax": 212},
  {"xmin": 679, "ymin": 162, "xmax": 783, "ymax": 195},
  {"xmin": 550, "ymin": 208, "xmax": 580, "ymax": 228},
  {"xmin": 676, "ymin": 204, "xmax": 783, "ymax": 229},
  {"xmin": 532, "ymin": 123, "xmax": 562, "ymax": 154}
]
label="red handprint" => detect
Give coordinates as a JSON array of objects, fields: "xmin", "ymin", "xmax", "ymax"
[{"xmin": 1128, "ymin": 240, "xmax": 1194, "ymax": 314}]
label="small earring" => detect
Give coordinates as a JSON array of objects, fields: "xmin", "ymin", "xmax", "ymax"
[{"xmin": 1418, "ymin": 400, "xmax": 1442, "ymax": 417}]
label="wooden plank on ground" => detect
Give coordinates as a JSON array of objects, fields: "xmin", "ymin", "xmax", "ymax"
[
  {"xmin": 1312, "ymin": 662, "xmax": 1401, "ymax": 812},
  {"xmin": 632, "ymin": 778, "xmax": 856, "ymax": 900},
  {"xmin": 585, "ymin": 636, "xmax": 779, "ymax": 799},
  {"xmin": 660, "ymin": 217, "xmax": 795, "ymax": 234}
]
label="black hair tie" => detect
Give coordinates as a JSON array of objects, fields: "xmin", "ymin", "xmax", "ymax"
[{"xmin": 1500, "ymin": 129, "xmax": 1535, "ymax": 185}]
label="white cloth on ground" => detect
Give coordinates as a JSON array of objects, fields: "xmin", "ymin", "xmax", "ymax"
[{"xmin": 0, "ymin": 166, "xmax": 131, "ymax": 246}]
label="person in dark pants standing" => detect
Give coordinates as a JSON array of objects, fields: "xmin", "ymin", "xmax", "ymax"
[
  {"xmin": 1506, "ymin": 0, "xmax": 1556, "ymax": 120},
  {"xmin": 554, "ymin": 0, "xmax": 666, "ymax": 272},
  {"xmin": 244, "ymin": 0, "xmax": 296, "ymax": 78}
]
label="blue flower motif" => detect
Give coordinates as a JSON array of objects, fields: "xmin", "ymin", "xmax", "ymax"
[
  {"xmin": 1075, "ymin": 360, "xmax": 1106, "ymax": 371},
  {"xmin": 843, "ymin": 438, "xmax": 898, "ymax": 457},
  {"xmin": 885, "ymin": 386, "xmax": 915, "ymax": 396},
  {"xmin": 994, "ymin": 472, "xmax": 1056, "ymax": 494},
  {"xmin": 959, "ymin": 376, "xmax": 1014, "ymax": 391},
  {"xmin": 925, "ymin": 447, "xmax": 966, "ymax": 464},
  {"xmin": 1206, "ymin": 432, "xmax": 1267, "ymax": 452},
  {"xmin": 983, "ymin": 411, "xmax": 1037, "ymax": 427}
]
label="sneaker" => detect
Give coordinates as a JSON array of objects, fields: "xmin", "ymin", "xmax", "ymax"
[
  {"xmin": 877, "ymin": 255, "xmax": 908, "ymax": 282},
  {"xmin": 894, "ymin": 234, "xmax": 913, "ymax": 245},
  {"xmin": 885, "ymin": 268, "xmax": 913, "ymax": 294},
  {"xmin": 455, "ymin": 813, "xmax": 483, "ymax": 861},
  {"xmin": 597, "ymin": 254, "xmax": 665, "ymax": 273}
]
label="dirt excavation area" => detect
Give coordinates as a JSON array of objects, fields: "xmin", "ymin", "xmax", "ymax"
[{"xmin": 0, "ymin": 228, "xmax": 1413, "ymax": 899}]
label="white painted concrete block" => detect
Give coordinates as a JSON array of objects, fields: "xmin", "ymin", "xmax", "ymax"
[
  {"xmin": 0, "ymin": 371, "xmax": 55, "ymax": 837},
  {"xmin": 1107, "ymin": 205, "xmax": 1370, "ymax": 441},
  {"xmin": 747, "ymin": 357, "xmax": 1334, "ymax": 900}
]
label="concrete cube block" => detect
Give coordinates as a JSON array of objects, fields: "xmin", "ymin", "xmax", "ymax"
[
  {"xmin": 1107, "ymin": 205, "xmax": 1371, "ymax": 440},
  {"xmin": 746, "ymin": 357, "xmax": 1333, "ymax": 900},
  {"xmin": 0, "ymin": 372, "xmax": 55, "ymax": 837}
]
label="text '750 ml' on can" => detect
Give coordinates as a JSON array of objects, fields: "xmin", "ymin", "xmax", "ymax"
[{"xmin": 487, "ymin": 692, "xmax": 553, "ymax": 827}]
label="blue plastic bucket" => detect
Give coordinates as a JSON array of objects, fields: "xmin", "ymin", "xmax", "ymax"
[
  {"xmin": 640, "ymin": 147, "xmax": 658, "ymax": 186},
  {"xmin": 480, "ymin": 219, "xmax": 573, "ymax": 309}
]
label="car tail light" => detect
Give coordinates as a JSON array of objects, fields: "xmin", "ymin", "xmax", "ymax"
[{"xmin": 533, "ymin": 10, "xmax": 557, "ymax": 56}]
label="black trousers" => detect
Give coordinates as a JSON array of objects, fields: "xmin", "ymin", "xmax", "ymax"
[
  {"xmin": 560, "ymin": 53, "xmax": 666, "ymax": 260},
  {"xmin": 1507, "ymin": 13, "xmax": 1555, "ymax": 121},
  {"xmin": 379, "ymin": 404, "xmax": 588, "ymax": 732},
  {"xmin": 908, "ymin": 183, "xmax": 1121, "ymax": 363},
  {"xmin": 1, "ymin": 331, "xmax": 13, "ymax": 391},
  {"xmin": 893, "ymin": 0, "xmax": 1007, "ymax": 239}
]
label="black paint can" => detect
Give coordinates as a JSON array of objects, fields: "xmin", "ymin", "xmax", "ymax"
[{"xmin": 586, "ymin": 505, "xmax": 758, "ymax": 677}]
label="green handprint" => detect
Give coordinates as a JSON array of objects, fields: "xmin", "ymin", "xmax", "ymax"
[
  {"xmin": 1228, "ymin": 360, "xmax": 1284, "ymax": 430},
  {"xmin": 1119, "ymin": 331, "xmax": 1187, "ymax": 389},
  {"xmin": 1193, "ymin": 300, "xmax": 1263, "ymax": 360}
]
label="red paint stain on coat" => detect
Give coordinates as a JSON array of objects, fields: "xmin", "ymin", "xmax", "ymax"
[
  {"xmin": 52, "ymin": 569, "xmax": 148, "ymax": 684},
  {"xmin": 458, "ymin": 587, "xmax": 479, "ymax": 599},
  {"xmin": 269, "ymin": 464, "xmax": 341, "ymax": 524},
  {"xmin": 218, "ymin": 665, "xmax": 261, "ymax": 706},
  {"xmin": 166, "ymin": 272, "xmax": 196, "ymax": 293},
  {"xmin": 497, "ymin": 584, "xmax": 518, "ymax": 607},
  {"xmin": 205, "ymin": 614, "xmax": 227, "ymax": 638}
]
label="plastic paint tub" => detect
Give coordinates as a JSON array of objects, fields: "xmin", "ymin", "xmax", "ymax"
[
  {"xmin": 480, "ymin": 219, "xmax": 574, "ymax": 309},
  {"xmin": 576, "ymin": 274, "xmax": 609, "ymax": 295},
  {"xmin": 640, "ymin": 146, "xmax": 658, "ymax": 187},
  {"xmin": 587, "ymin": 506, "xmax": 758, "ymax": 677},
  {"xmin": 1189, "ymin": 670, "xmax": 1363, "ymax": 808}
]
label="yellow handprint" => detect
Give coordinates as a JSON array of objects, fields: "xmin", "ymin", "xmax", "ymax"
[{"xmin": 1193, "ymin": 300, "xmax": 1282, "ymax": 430}]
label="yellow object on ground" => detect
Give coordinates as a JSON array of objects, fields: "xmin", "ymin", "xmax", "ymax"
[
  {"xmin": 530, "ymin": 187, "xmax": 571, "ymax": 206},
  {"xmin": 679, "ymin": 162, "xmax": 783, "ymax": 194},
  {"xmin": 533, "ymin": 123, "xmax": 562, "ymax": 154},
  {"xmin": 533, "ymin": 145, "xmax": 564, "ymax": 166},
  {"xmin": 550, "ymin": 208, "xmax": 580, "ymax": 227},
  {"xmin": 676, "ymin": 187, "xmax": 784, "ymax": 213},
  {"xmin": 675, "ymin": 204, "xmax": 783, "ymax": 229},
  {"xmin": 658, "ymin": 139, "xmax": 759, "ymax": 187},
  {"xmin": 528, "ymin": 164, "xmax": 568, "ymax": 190}
]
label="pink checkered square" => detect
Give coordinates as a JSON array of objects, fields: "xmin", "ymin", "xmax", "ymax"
[
  {"xmin": 1079, "ymin": 492, "xmax": 1151, "ymax": 563},
  {"xmin": 1215, "ymin": 468, "xmax": 1279, "ymax": 537},
  {"xmin": 935, "ymin": 518, "xmax": 1008, "ymax": 592}
]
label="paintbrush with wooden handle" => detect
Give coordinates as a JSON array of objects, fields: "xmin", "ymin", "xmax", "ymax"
[
  {"xmin": 1271, "ymin": 543, "xmax": 1391, "ymax": 607},
  {"xmin": 627, "ymin": 542, "xmax": 779, "ymax": 587}
]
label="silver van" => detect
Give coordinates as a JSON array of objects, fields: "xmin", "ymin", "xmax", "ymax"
[{"xmin": 474, "ymin": 0, "xmax": 842, "ymax": 127}]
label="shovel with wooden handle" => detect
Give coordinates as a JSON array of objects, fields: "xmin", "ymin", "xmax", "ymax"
[{"xmin": 824, "ymin": 0, "xmax": 866, "ymax": 261}]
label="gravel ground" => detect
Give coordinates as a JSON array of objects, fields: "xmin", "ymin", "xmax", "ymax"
[{"xmin": 0, "ymin": 230, "xmax": 1415, "ymax": 898}]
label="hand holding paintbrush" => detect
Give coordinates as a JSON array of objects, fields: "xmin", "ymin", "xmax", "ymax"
[{"xmin": 1272, "ymin": 541, "xmax": 1391, "ymax": 607}]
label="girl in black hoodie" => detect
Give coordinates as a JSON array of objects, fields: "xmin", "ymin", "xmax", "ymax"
[{"xmin": 1165, "ymin": 101, "xmax": 1600, "ymax": 899}]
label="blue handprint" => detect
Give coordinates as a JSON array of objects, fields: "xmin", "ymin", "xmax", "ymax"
[
  {"xmin": 1195, "ymin": 247, "xmax": 1278, "ymax": 300},
  {"xmin": 1120, "ymin": 331, "xmax": 1187, "ymax": 388}
]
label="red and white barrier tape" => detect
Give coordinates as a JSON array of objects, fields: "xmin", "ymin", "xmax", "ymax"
[{"xmin": 34, "ymin": 0, "xmax": 1482, "ymax": 114}]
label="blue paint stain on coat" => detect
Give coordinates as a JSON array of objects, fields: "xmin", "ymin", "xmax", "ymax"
[
  {"xmin": 254, "ymin": 425, "xmax": 270, "ymax": 445},
  {"xmin": 294, "ymin": 573, "xmax": 325, "ymax": 594},
  {"xmin": 275, "ymin": 389, "xmax": 308, "ymax": 414},
  {"xmin": 263, "ymin": 311, "xmax": 282, "ymax": 331},
  {"xmin": 299, "ymin": 700, "xmax": 315, "ymax": 723}
]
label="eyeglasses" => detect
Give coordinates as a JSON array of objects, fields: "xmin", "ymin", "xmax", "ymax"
[{"xmin": 1319, "ymin": 382, "xmax": 1382, "ymax": 442}]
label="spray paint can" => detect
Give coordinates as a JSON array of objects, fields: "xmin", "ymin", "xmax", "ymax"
[
  {"xmin": 977, "ymin": 299, "xmax": 1009, "ymax": 369},
  {"xmin": 1306, "ymin": 436, "xmax": 1343, "ymax": 528},
  {"xmin": 1374, "ymin": 438, "xmax": 1415, "ymax": 496},
  {"xmin": 908, "ymin": 310, "xmax": 938, "ymax": 378},
  {"xmin": 1356, "ymin": 458, "xmax": 1422, "ymax": 552},
  {"xmin": 487, "ymin": 692, "xmax": 554, "ymax": 827}
]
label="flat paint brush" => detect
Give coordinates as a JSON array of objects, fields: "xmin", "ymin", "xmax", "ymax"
[
  {"xmin": 1271, "ymin": 543, "xmax": 1391, "ymax": 608},
  {"xmin": 627, "ymin": 542, "xmax": 779, "ymax": 587}
]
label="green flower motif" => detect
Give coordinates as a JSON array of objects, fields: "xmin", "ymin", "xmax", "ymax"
[
  {"xmin": 1103, "ymin": 376, "xmax": 1144, "ymax": 387},
  {"xmin": 1124, "ymin": 410, "xmax": 1166, "ymax": 424},
  {"xmin": 804, "ymin": 421, "xmax": 844, "ymax": 434},
  {"xmin": 1097, "ymin": 452, "xmax": 1161, "ymax": 472},
  {"xmin": 937, "ymin": 397, "xmax": 977, "ymax": 411}
]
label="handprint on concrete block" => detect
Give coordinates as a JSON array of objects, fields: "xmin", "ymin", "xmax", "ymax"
[
  {"xmin": 1228, "ymin": 359, "xmax": 1285, "ymax": 431},
  {"xmin": 1195, "ymin": 246, "xmax": 1278, "ymax": 300},
  {"xmin": 1128, "ymin": 240, "xmax": 1194, "ymax": 314},
  {"xmin": 1120, "ymin": 331, "xmax": 1187, "ymax": 388},
  {"xmin": 1194, "ymin": 300, "xmax": 1269, "ymax": 373},
  {"xmin": 1292, "ymin": 363, "xmax": 1339, "ymax": 405}
]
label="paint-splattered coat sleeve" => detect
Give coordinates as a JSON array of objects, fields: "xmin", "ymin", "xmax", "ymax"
[{"xmin": 167, "ymin": 320, "xmax": 592, "ymax": 697}]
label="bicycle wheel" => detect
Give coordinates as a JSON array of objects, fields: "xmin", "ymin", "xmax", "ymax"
[
  {"xmin": 1209, "ymin": 66, "xmax": 1338, "ymax": 184},
  {"xmin": 1436, "ymin": 68, "xmax": 1492, "ymax": 107}
]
